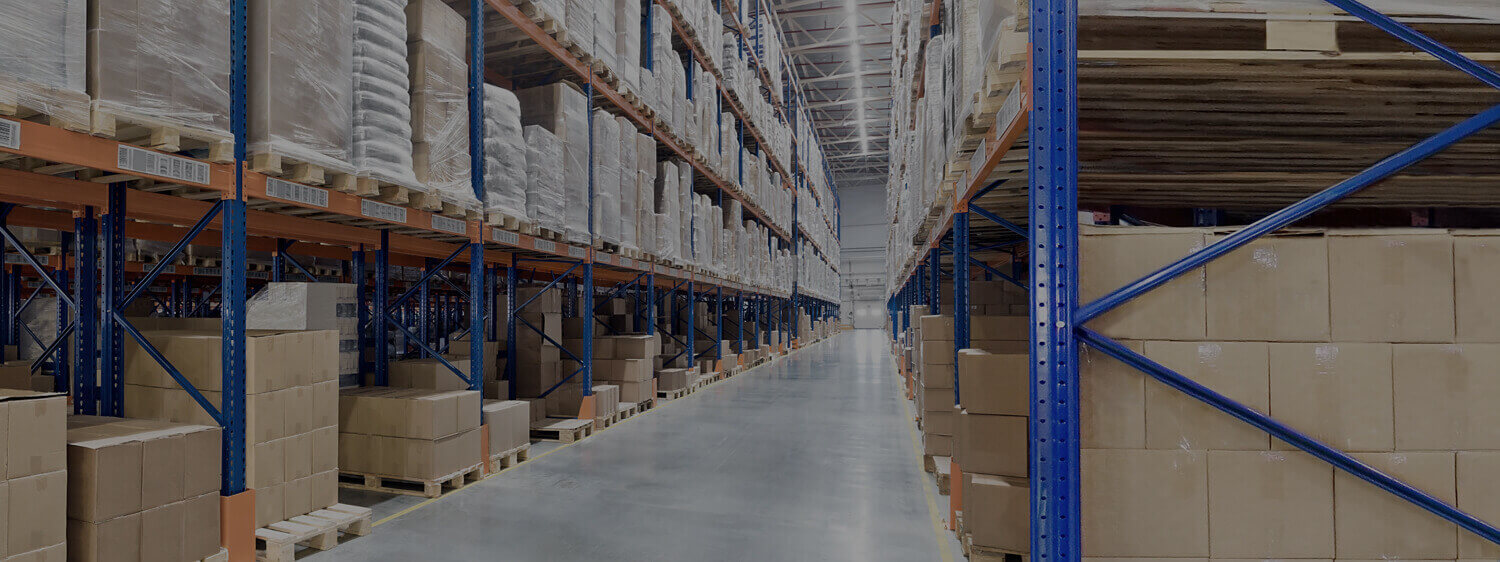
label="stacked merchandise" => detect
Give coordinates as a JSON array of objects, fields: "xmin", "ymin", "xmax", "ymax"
[
  {"xmin": 350, "ymin": 0, "xmax": 420, "ymax": 192},
  {"xmin": 953, "ymin": 350, "xmax": 1029, "ymax": 555},
  {"xmin": 249, "ymin": 0, "xmax": 354, "ymax": 178},
  {"xmin": 592, "ymin": 109, "xmax": 622, "ymax": 246},
  {"xmin": 0, "ymin": 390, "xmax": 66, "ymax": 561},
  {"xmin": 522, "ymin": 125, "xmax": 566, "ymax": 234},
  {"xmin": 593, "ymin": 335, "xmax": 660, "ymax": 406},
  {"xmin": 635, "ymin": 133, "xmax": 658, "ymax": 257},
  {"xmin": 590, "ymin": 384, "xmax": 618, "ymax": 425},
  {"xmin": 407, "ymin": 0, "xmax": 475, "ymax": 208},
  {"xmin": 0, "ymin": 0, "xmax": 89, "ymax": 130},
  {"xmin": 448, "ymin": 334, "xmax": 503, "ymax": 397},
  {"xmin": 480, "ymin": 400, "xmax": 529, "ymax": 463},
  {"xmin": 515, "ymin": 82, "xmax": 591, "ymax": 244},
  {"xmin": 66, "ymin": 416, "xmax": 222, "ymax": 562},
  {"xmin": 247, "ymin": 282, "xmax": 359, "ymax": 387},
  {"xmin": 89, "ymin": 0, "xmax": 230, "ymax": 145},
  {"xmin": 678, "ymin": 163, "xmax": 694, "ymax": 263},
  {"xmin": 656, "ymin": 368, "xmax": 692, "ymax": 393},
  {"xmin": 0, "ymin": 358, "xmax": 52, "ymax": 392},
  {"xmin": 654, "ymin": 161, "xmax": 681, "ymax": 263},
  {"xmin": 338, "ymin": 388, "xmax": 481, "ymax": 482},
  {"xmin": 510, "ymin": 287, "xmax": 566, "ymax": 415},
  {"xmin": 613, "ymin": 0, "xmax": 642, "ymax": 94},
  {"xmin": 122, "ymin": 329, "xmax": 341, "ymax": 527},
  {"xmin": 644, "ymin": 5, "xmax": 673, "ymax": 120},
  {"xmin": 388, "ymin": 357, "xmax": 473, "ymax": 392},
  {"xmin": 483, "ymin": 84, "xmax": 528, "ymax": 221},
  {"xmin": 617, "ymin": 116, "xmax": 638, "ymax": 252}
]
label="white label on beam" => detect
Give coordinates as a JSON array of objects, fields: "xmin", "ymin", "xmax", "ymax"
[
  {"xmin": 491, "ymin": 228, "xmax": 519, "ymax": 246},
  {"xmin": 532, "ymin": 240, "xmax": 556, "ymax": 253},
  {"xmin": 248, "ymin": 271, "xmax": 270, "ymax": 280},
  {"xmin": 431, "ymin": 215, "xmax": 466, "ymax": 236},
  {"xmin": 997, "ymin": 82, "xmax": 1023, "ymax": 133},
  {"xmin": 360, "ymin": 199, "xmax": 408, "ymax": 223},
  {"xmin": 116, "ymin": 145, "xmax": 211, "ymax": 186},
  {"xmin": 264, "ymin": 178, "xmax": 329, "ymax": 208},
  {"xmin": 0, "ymin": 118, "xmax": 19, "ymax": 150},
  {"xmin": 568, "ymin": 246, "xmax": 586, "ymax": 259},
  {"xmin": 193, "ymin": 267, "xmax": 222, "ymax": 276},
  {"xmin": 157, "ymin": 265, "xmax": 176, "ymax": 274},
  {"xmin": 3, "ymin": 254, "xmax": 48, "ymax": 266}
]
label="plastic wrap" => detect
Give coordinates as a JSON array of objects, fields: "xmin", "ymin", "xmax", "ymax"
[
  {"xmin": 614, "ymin": 0, "xmax": 642, "ymax": 90},
  {"xmin": 92, "ymin": 0, "xmax": 230, "ymax": 138},
  {"xmin": 19, "ymin": 297, "xmax": 60, "ymax": 362},
  {"xmin": 351, "ymin": 0, "xmax": 418, "ymax": 187},
  {"xmin": 590, "ymin": 0, "xmax": 618, "ymax": 73},
  {"xmin": 0, "ymin": 0, "xmax": 88, "ymax": 129},
  {"xmin": 565, "ymin": 0, "xmax": 594, "ymax": 56},
  {"xmin": 591, "ymin": 109, "xmax": 621, "ymax": 245},
  {"xmin": 655, "ymin": 161, "xmax": 680, "ymax": 262},
  {"xmin": 522, "ymin": 125, "xmax": 565, "ymax": 233},
  {"xmin": 516, "ymin": 81, "xmax": 590, "ymax": 243},
  {"xmin": 677, "ymin": 161, "xmax": 693, "ymax": 265},
  {"xmin": 635, "ymin": 132, "xmax": 656, "ymax": 255},
  {"xmin": 408, "ymin": 0, "xmax": 475, "ymax": 207},
  {"xmin": 484, "ymin": 84, "xmax": 527, "ymax": 217},
  {"xmin": 616, "ymin": 116, "xmax": 637, "ymax": 250},
  {"xmin": 249, "ymin": 0, "xmax": 353, "ymax": 173}
]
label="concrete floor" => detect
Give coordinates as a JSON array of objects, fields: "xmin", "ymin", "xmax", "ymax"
[{"xmin": 306, "ymin": 330, "xmax": 957, "ymax": 561}]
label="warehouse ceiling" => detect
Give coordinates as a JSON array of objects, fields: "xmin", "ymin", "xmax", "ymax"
[{"xmin": 770, "ymin": 0, "xmax": 896, "ymax": 192}]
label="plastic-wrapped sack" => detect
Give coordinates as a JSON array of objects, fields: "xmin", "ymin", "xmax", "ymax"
[
  {"xmin": 678, "ymin": 161, "xmax": 694, "ymax": 263},
  {"xmin": 654, "ymin": 161, "xmax": 679, "ymax": 262},
  {"xmin": 565, "ymin": 0, "xmax": 593, "ymax": 56},
  {"xmin": 616, "ymin": 116, "xmax": 637, "ymax": 251},
  {"xmin": 522, "ymin": 125, "xmax": 566, "ymax": 233},
  {"xmin": 591, "ymin": 109, "xmax": 621, "ymax": 245},
  {"xmin": 249, "ymin": 0, "xmax": 353, "ymax": 174},
  {"xmin": 613, "ymin": 0, "xmax": 641, "ymax": 90},
  {"xmin": 408, "ymin": 0, "xmax": 475, "ymax": 208},
  {"xmin": 484, "ymin": 84, "xmax": 527, "ymax": 218},
  {"xmin": 92, "ymin": 0, "xmax": 231, "ymax": 141},
  {"xmin": 635, "ymin": 133, "xmax": 656, "ymax": 255},
  {"xmin": 352, "ymin": 0, "xmax": 419, "ymax": 188},
  {"xmin": 591, "ymin": 0, "xmax": 617, "ymax": 74},
  {"xmin": 516, "ymin": 81, "xmax": 590, "ymax": 244},
  {"xmin": 0, "ymin": 0, "xmax": 88, "ymax": 130}
]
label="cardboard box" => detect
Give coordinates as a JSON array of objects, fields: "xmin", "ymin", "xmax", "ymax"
[
  {"xmin": 338, "ymin": 427, "xmax": 481, "ymax": 481},
  {"xmin": 1143, "ymin": 341, "xmax": 1270, "ymax": 450},
  {"xmin": 1207, "ymin": 450, "xmax": 1333, "ymax": 558},
  {"xmin": 1393, "ymin": 344, "xmax": 1500, "ymax": 451},
  {"xmin": 311, "ymin": 381, "xmax": 338, "ymax": 429},
  {"xmin": 253, "ymin": 483, "xmax": 283, "ymax": 529},
  {"xmin": 922, "ymin": 434, "xmax": 951, "ymax": 456},
  {"xmin": 1081, "ymin": 227, "xmax": 1209, "ymax": 340},
  {"xmin": 964, "ymin": 473, "xmax": 1028, "ymax": 553},
  {"xmin": 591, "ymin": 385, "xmax": 619, "ymax": 416},
  {"xmin": 1205, "ymin": 233, "xmax": 1330, "ymax": 341},
  {"xmin": 1269, "ymin": 343, "xmax": 1393, "ymax": 452},
  {"xmin": 969, "ymin": 315, "xmax": 1028, "ymax": 341},
  {"xmin": 955, "ymin": 351, "xmax": 1026, "ymax": 415},
  {"xmin": 390, "ymin": 358, "xmax": 473, "ymax": 391},
  {"xmin": 1082, "ymin": 449, "xmax": 1208, "ymax": 557},
  {"xmin": 310, "ymin": 426, "xmax": 337, "ymax": 474},
  {"xmin": 1329, "ymin": 230, "xmax": 1455, "ymax": 343},
  {"xmin": 182, "ymin": 491, "xmax": 222, "ymax": 561},
  {"xmin": 311, "ymin": 471, "xmax": 338, "ymax": 512},
  {"xmin": 8, "ymin": 470, "xmax": 65, "ymax": 554},
  {"xmin": 338, "ymin": 387, "xmax": 480, "ymax": 440},
  {"xmin": 138, "ymin": 500, "xmax": 183, "ymax": 562},
  {"xmin": 611, "ymin": 335, "xmax": 655, "ymax": 359},
  {"xmin": 514, "ymin": 287, "xmax": 562, "ymax": 314},
  {"xmin": 1335, "ymin": 452, "xmax": 1457, "ymax": 559},
  {"xmin": 3, "ymin": 391, "xmax": 66, "ymax": 479},
  {"xmin": 65, "ymin": 428, "xmax": 144, "ymax": 522},
  {"xmin": 954, "ymin": 412, "xmax": 1026, "ymax": 477},
  {"xmin": 922, "ymin": 409, "xmax": 954, "ymax": 436},
  {"xmin": 544, "ymin": 382, "xmax": 584, "ymax": 418},
  {"xmin": 1455, "ymin": 232, "xmax": 1500, "ymax": 342},
  {"xmin": 482, "ymin": 400, "xmax": 529, "ymax": 453},
  {"xmin": 283, "ymin": 433, "xmax": 311, "ymax": 481},
  {"xmin": 1081, "ymin": 341, "xmax": 1146, "ymax": 449},
  {"xmin": 658, "ymin": 368, "xmax": 691, "ymax": 391},
  {"xmin": 66, "ymin": 513, "xmax": 140, "ymax": 562},
  {"xmin": 1457, "ymin": 451, "xmax": 1500, "ymax": 558},
  {"xmin": 616, "ymin": 381, "xmax": 651, "ymax": 404},
  {"xmin": 593, "ymin": 358, "xmax": 650, "ymax": 383},
  {"xmin": 283, "ymin": 476, "xmax": 312, "ymax": 521}
]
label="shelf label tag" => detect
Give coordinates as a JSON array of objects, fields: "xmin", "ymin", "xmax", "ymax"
[
  {"xmin": 3, "ymin": 254, "xmax": 47, "ymax": 266},
  {"xmin": 249, "ymin": 271, "xmax": 270, "ymax": 280},
  {"xmin": 431, "ymin": 215, "xmax": 466, "ymax": 235},
  {"xmin": 0, "ymin": 118, "xmax": 19, "ymax": 150},
  {"xmin": 265, "ymin": 178, "xmax": 329, "ymax": 208},
  {"xmin": 117, "ymin": 145, "xmax": 211, "ymax": 185},
  {"xmin": 997, "ymin": 82, "xmax": 1023, "ymax": 133},
  {"xmin": 568, "ymin": 246, "xmax": 587, "ymax": 259},
  {"xmin": 532, "ymin": 239, "xmax": 556, "ymax": 253},
  {"xmin": 193, "ymin": 267, "xmax": 222, "ymax": 276},
  {"xmin": 360, "ymin": 200, "xmax": 408, "ymax": 223},
  {"xmin": 157, "ymin": 265, "xmax": 176, "ymax": 274},
  {"xmin": 491, "ymin": 228, "xmax": 519, "ymax": 246}
]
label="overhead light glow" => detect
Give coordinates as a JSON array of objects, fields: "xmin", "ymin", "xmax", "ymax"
[{"xmin": 846, "ymin": 0, "xmax": 868, "ymax": 155}]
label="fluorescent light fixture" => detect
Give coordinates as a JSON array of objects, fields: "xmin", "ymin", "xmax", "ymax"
[{"xmin": 846, "ymin": 0, "xmax": 869, "ymax": 154}]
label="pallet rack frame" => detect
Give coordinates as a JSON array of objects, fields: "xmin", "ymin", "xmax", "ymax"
[{"xmin": 886, "ymin": 0, "xmax": 1500, "ymax": 556}]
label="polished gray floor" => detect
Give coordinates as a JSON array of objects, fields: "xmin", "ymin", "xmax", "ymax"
[{"xmin": 306, "ymin": 330, "xmax": 955, "ymax": 561}]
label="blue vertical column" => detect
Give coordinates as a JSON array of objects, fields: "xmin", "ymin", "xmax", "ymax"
[
  {"xmin": 466, "ymin": 0, "xmax": 485, "ymax": 392},
  {"xmin": 54, "ymin": 268, "xmax": 69, "ymax": 392},
  {"xmin": 373, "ymin": 230, "xmax": 390, "ymax": 386},
  {"xmin": 223, "ymin": 0, "xmax": 250, "ymax": 495},
  {"xmin": 714, "ymin": 286, "xmax": 723, "ymax": 364},
  {"xmin": 928, "ymin": 246, "xmax": 940, "ymax": 314},
  {"xmin": 468, "ymin": 244, "xmax": 484, "ymax": 392},
  {"xmin": 73, "ymin": 210, "xmax": 97, "ymax": 414},
  {"xmin": 581, "ymin": 261, "xmax": 593, "ymax": 398},
  {"xmin": 272, "ymin": 239, "xmax": 286, "ymax": 282},
  {"xmin": 953, "ymin": 211, "xmax": 970, "ymax": 402},
  {"xmin": 685, "ymin": 282, "xmax": 695, "ymax": 369},
  {"xmin": 100, "ymin": 184, "xmax": 126, "ymax": 416},
  {"xmin": 1031, "ymin": 0, "xmax": 1081, "ymax": 556},
  {"xmin": 419, "ymin": 258, "xmax": 433, "ymax": 358},
  {"xmin": 353, "ymin": 248, "xmax": 367, "ymax": 373},
  {"xmin": 505, "ymin": 255, "xmax": 518, "ymax": 399},
  {"xmin": 645, "ymin": 273, "xmax": 656, "ymax": 335},
  {"xmin": 735, "ymin": 290, "xmax": 743, "ymax": 356}
]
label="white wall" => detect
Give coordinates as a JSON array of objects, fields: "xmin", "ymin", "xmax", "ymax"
[{"xmin": 837, "ymin": 182, "xmax": 889, "ymax": 327}]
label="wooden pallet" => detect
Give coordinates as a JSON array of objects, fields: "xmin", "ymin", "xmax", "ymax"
[
  {"xmin": 249, "ymin": 151, "xmax": 356, "ymax": 192},
  {"xmin": 337, "ymin": 463, "xmax": 484, "ymax": 499},
  {"xmin": 934, "ymin": 456, "xmax": 952, "ymax": 496},
  {"xmin": 487, "ymin": 210, "xmax": 538, "ymax": 235},
  {"xmin": 655, "ymin": 386, "xmax": 689, "ymax": 401},
  {"xmin": 486, "ymin": 442, "xmax": 532, "ymax": 473},
  {"xmin": 635, "ymin": 397, "xmax": 656, "ymax": 413},
  {"xmin": 616, "ymin": 400, "xmax": 639, "ymax": 420},
  {"xmin": 0, "ymin": 78, "xmax": 91, "ymax": 133},
  {"xmin": 536, "ymin": 227, "xmax": 564, "ymax": 241},
  {"xmin": 530, "ymin": 417, "xmax": 593, "ymax": 443},
  {"xmin": 91, "ymin": 105, "xmax": 234, "ymax": 164},
  {"xmin": 593, "ymin": 409, "xmax": 620, "ymax": 430},
  {"xmin": 962, "ymin": 533, "xmax": 1025, "ymax": 562},
  {"xmin": 255, "ymin": 504, "xmax": 372, "ymax": 562}
]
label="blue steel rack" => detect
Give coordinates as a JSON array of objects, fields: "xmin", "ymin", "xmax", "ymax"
[{"xmin": 887, "ymin": 0, "xmax": 1500, "ymax": 556}]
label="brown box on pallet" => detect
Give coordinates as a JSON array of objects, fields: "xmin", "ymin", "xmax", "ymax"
[
  {"xmin": 1205, "ymin": 232, "xmax": 1330, "ymax": 341},
  {"xmin": 338, "ymin": 387, "xmax": 480, "ymax": 440},
  {"xmin": 611, "ymin": 335, "xmax": 656, "ymax": 359},
  {"xmin": 1336, "ymin": 452, "xmax": 1457, "ymax": 559},
  {"xmin": 544, "ymin": 382, "xmax": 585, "ymax": 418},
  {"xmin": 337, "ymin": 427, "xmax": 481, "ymax": 481},
  {"xmin": 65, "ymin": 416, "xmax": 222, "ymax": 522},
  {"xmin": 1081, "ymin": 227, "xmax": 1209, "ymax": 341},
  {"xmin": 254, "ymin": 482, "xmax": 283, "ymax": 529},
  {"xmin": 922, "ymin": 409, "xmax": 954, "ymax": 436},
  {"xmin": 963, "ymin": 473, "xmax": 1028, "ymax": 554},
  {"xmin": 311, "ymin": 426, "xmax": 337, "ymax": 474},
  {"xmin": 922, "ymin": 433, "xmax": 951, "ymax": 457},
  {"xmin": 3, "ymin": 391, "xmax": 67, "ymax": 479},
  {"xmin": 389, "ymin": 358, "xmax": 473, "ymax": 392},
  {"xmin": 956, "ymin": 350, "xmax": 1027, "ymax": 416},
  {"xmin": 67, "ymin": 513, "xmax": 139, "ymax": 562},
  {"xmin": 593, "ymin": 358, "xmax": 651, "ymax": 383},
  {"xmin": 954, "ymin": 412, "xmax": 1026, "ymax": 478},
  {"xmin": 591, "ymin": 385, "xmax": 619, "ymax": 417},
  {"xmin": 8, "ymin": 470, "xmax": 64, "ymax": 555},
  {"xmin": 1329, "ymin": 229, "xmax": 1455, "ymax": 343},
  {"xmin": 1207, "ymin": 450, "xmax": 1333, "ymax": 558},
  {"xmin": 482, "ymin": 400, "xmax": 530, "ymax": 454},
  {"xmin": 1082, "ymin": 448, "xmax": 1208, "ymax": 558},
  {"xmin": 657, "ymin": 368, "xmax": 691, "ymax": 391},
  {"xmin": 617, "ymin": 381, "xmax": 651, "ymax": 404},
  {"xmin": 1143, "ymin": 341, "xmax": 1270, "ymax": 451}
]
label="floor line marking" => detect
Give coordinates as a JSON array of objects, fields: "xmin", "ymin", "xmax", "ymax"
[
  {"xmin": 370, "ymin": 343, "xmax": 807, "ymax": 527},
  {"xmin": 896, "ymin": 363, "xmax": 956, "ymax": 562}
]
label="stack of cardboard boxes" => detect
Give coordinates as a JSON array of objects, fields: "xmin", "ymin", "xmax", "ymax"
[
  {"xmin": 594, "ymin": 335, "xmax": 659, "ymax": 405},
  {"xmin": 0, "ymin": 390, "xmax": 66, "ymax": 561},
  {"xmin": 389, "ymin": 357, "xmax": 474, "ymax": 392},
  {"xmin": 121, "ymin": 329, "xmax": 341, "ymax": 528},
  {"xmin": 338, "ymin": 388, "xmax": 481, "ymax": 482},
  {"xmin": 246, "ymin": 282, "xmax": 359, "ymax": 386},
  {"xmin": 448, "ymin": 335, "xmax": 502, "ymax": 398},
  {"xmin": 514, "ymin": 287, "xmax": 565, "ymax": 416},
  {"xmin": 481, "ymin": 400, "xmax": 530, "ymax": 462},
  {"xmin": 1075, "ymin": 226, "xmax": 1500, "ymax": 559},
  {"xmin": 0, "ymin": 362, "xmax": 53, "ymax": 393},
  {"xmin": 66, "ymin": 416, "xmax": 221, "ymax": 562},
  {"xmin": 916, "ymin": 313, "xmax": 1029, "ymax": 458},
  {"xmin": 953, "ymin": 350, "xmax": 1029, "ymax": 555}
]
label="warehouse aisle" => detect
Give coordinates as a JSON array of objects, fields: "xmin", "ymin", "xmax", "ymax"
[{"xmin": 307, "ymin": 330, "xmax": 957, "ymax": 561}]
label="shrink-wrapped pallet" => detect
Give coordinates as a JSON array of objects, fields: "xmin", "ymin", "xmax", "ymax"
[
  {"xmin": 516, "ymin": 81, "xmax": 590, "ymax": 244},
  {"xmin": 592, "ymin": 109, "xmax": 621, "ymax": 245},
  {"xmin": 617, "ymin": 116, "xmax": 638, "ymax": 251},
  {"xmin": 484, "ymin": 84, "xmax": 527, "ymax": 219},
  {"xmin": 523, "ymin": 125, "xmax": 565, "ymax": 233},
  {"xmin": 249, "ymin": 0, "xmax": 353, "ymax": 174},
  {"xmin": 91, "ymin": 0, "xmax": 230, "ymax": 143},
  {"xmin": 1, "ymin": 0, "xmax": 88, "ymax": 130},
  {"xmin": 614, "ymin": 0, "xmax": 642, "ymax": 91},
  {"xmin": 408, "ymin": 0, "xmax": 475, "ymax": 208},
  {"xmin": 678, "ymin": 162, "xmax": 694, "ymax": 265},
  {"xmin": 635, "ymin": 132, "xmax": 656, "ymax": 255},
  {"xmin": 352, "ymin": 0, "xmax": 418, "ymax": 189},
  {"xmin": 655, "ymin": 161, "xmax": 680, "ymax": 262}
]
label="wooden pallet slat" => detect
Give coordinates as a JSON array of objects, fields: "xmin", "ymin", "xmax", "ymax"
[
  {"xmin": 530, "ymin": 417, "xmax": 593, "ymax": 443},
  {"xmin": 337, "ymin": 463, "xmax": 485, "ymax": 499},
  {"xmin": 255, "ymin": 503, "xmax": 372, "ymax": 562}
]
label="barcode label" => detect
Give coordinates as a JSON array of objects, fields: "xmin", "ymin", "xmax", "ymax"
[
  {"xmin": 265, "ymin": 178, "xmax": 329, "ymax": 207},
  {"xmin": 3, "ymin": 254, "xmax": 47, "ymax": 266},
  {"xmin": 194, "ymin": 267, "xmax": 222, "ymax": 276},
  {"xmin": 533, "ymin": 240, "xmax": 556, "ymax": 253},
  {"xmin": 0, "ymin": 118, "xmax": 19, "ymax": 150},
  {"xmin": 116, "ymin": 145, "xmax": 211, "ymax": 185},
  {"xmin": 492, "ymin": 228, "xmax": 519, "ymax": 245},
  {"xmin": 621, "ymin": 258, "xmax": 634, "ymax": 268},
  {"xmin": 568, "ymin": 246, "xmax": 586, "ymax": 258},
  {"xmin": 247, "ymin": 271, "xmax": 270, "ymax": 280},
  {"xmin": 157, "ymin": 265, "xmax": 176, "ymax": 274},
  {"xmin": 361, "ymin": 200, "xmax": 408, "ymax": 223},
  {"xmin": 997, "ymin": 82, "xmax": 1023, "ymax": 132},
  {"xmin": 431, "ymin": 215, "xmax": 466, "ymax": 235}
]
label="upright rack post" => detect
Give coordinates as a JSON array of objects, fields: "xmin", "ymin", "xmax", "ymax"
[
  {"xmin": 100, "ymin": 183, "xmax": 126, "ymax": 416},
  {"xmin": 373, "ymin": 229, "xmax": 390, "ymax": 386},
  {"xmin": 953, "ymin": 211, "xmax": 969, "ymax": 402},
  {"xmin": 73, "ymin": 209, "xmax": 97, "ymax": 415}
]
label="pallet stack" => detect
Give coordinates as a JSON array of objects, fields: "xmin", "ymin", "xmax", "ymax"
[
  {"xmin": 338, "ymin": 388, "xmax": 482, "ymax": 496},
  {"xmin": 0, "ymin": 390, "xmax": 66, "ymax": 561},
  {"xmin": 406, "ymin": 0, "xmax": 474, "ymax": 211}
]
